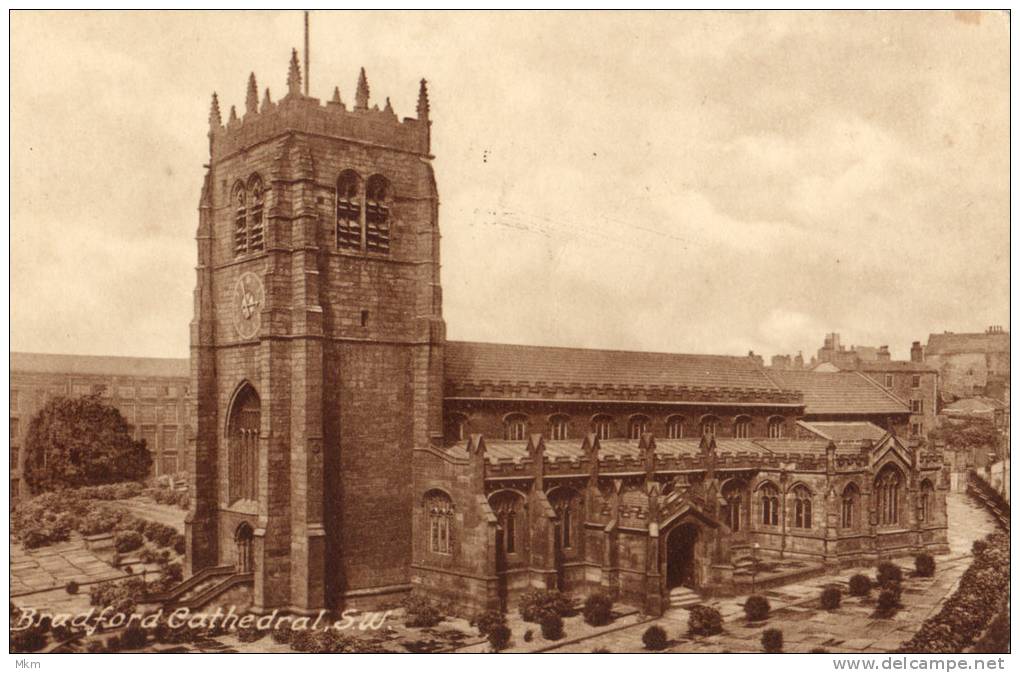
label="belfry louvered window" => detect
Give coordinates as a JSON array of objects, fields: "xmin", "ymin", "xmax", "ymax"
[
  {"xmin": 233, "ymin": 175, "xmax": 266, "ymax": 257},
  {"xmin": 336, "ymin": 171, "xmax": 361, "ymax": 250},
  {"xmin": 365, "ymin": 175, "xmax": 391, "ymax": 253}
]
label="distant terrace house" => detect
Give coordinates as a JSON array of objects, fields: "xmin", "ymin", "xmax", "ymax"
[{"xmin": 10, "ymin": 352, "xmax": 191, "ymax": 500}]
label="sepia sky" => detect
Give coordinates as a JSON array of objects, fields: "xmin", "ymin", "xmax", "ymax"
[{"xmin": 10, "ymin": 10, "xmax": 1010, "ymax": 362}]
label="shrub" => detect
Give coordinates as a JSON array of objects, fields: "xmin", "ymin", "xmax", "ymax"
[
  {"xmin": 104, "ymin": 635, "xmax": 122, "ymax": 652},
  {"xmin": 820, "ymin": 586, "xmax": 842, "ymax": 610},
  {"xmin": 161, "ymin": 562, "xmax": 183, "ymax": 586},
  {"xmin": 289, "ymin": 629, "xmax": 318, "ymax": 652},
  {"xmin": 877, "ymin": 561, "xmax": 903, "ymax": 587},
  {"xmin": 271, "ymin": 623, "xmax": 295, "ymax": 644},
  {"xmin": 120, "ymin": 624, "xmax": 147, "ymax": 650},
  {"xmin": 402, "ymin": 594, "xmax": 443, "ymax": 628},
  {"xmin": 744, "ymin": 594, "xmax": 770, "ymax": 621},
  {"xmin": 472, "ymin": 609, "xmax": 507, "ymax": 637},
  {"xmin": 762, "ymin": 628, "xmax": 783, "ymax": 653},
  {"xmin": 642, "ymin": 625, "xmax": 668, "ymax": 651},
  {"xmin": 523, "ymin": 629, "xmax": 533, "ymax": 642},
  {"xmin": 114, "ymin": 530, "xmax": 144, "ymax": 554},
  {"xmin": 488, "ymin": 624, "xmax": 512, "ymax": 651},
  {"xmin": 915, "ymin": 554, "xmax": 936, "ymax": 578},
  {"xmin": 877, "ymin": 585, "xmax": 902, "ymax": 616},
  {"xmin": 519, "ymin": 588, "xmax": 572, "ymax": 623},
  {"xmin": 172, "ymin": 535, "xmax": 186, "ymax": 555},
  {"xmin": 236, "ymin": 623, "xmax": 264, "ymax": 643},
  {"xmin": 540, "ymin": 612, "xmax": 563, "ymax": 641},
  {"xmin": 85, "ymin": 640, "xmax": 105, "ymax": 653},
  {"xmin": 9, "ymin": 626, "xmax": 47, "ymax": 653},
  {"xmin": 65, "ymin": 580, "xmax": 79, "ymax": 595},
  {"xmin": 688, "ymin": 605, "xmax": 723, "ymax": 636},
  {"xmin": 848, "ymin": 573, "xmax": 872, "ymax": 597},
  {"xmin": 582, "ymin": 591, "xmax": 614, "ymax": 626},
  {"xmin": 972, "ymin": 539, "xmax": 988, "ymax": 555}
]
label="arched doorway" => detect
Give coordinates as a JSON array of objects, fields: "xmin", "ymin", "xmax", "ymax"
[
  {"xmin": 235, "ymin": 522, "xmax": 254, "ymax": 573},
  {"xmin": 666, "ymin": 522, "xmax": 699, "ymax": 589}
]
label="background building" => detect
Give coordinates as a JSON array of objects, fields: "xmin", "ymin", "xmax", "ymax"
[
  {"xmin": 924, "ymin": 326, "xmax": 1009, "ymax": 402},
  {"xmin": 10, "ymin": 352, "xmax": 191, "ymax": 500}
]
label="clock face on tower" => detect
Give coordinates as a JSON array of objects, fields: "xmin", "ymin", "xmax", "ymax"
[{"xmin": 233, "ymin": 272, "xmax": 264, "ymax": 340}]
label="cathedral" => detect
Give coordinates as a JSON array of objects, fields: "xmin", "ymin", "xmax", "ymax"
[{"xmin": 185, "ymin": 48, "xmax": 949, "ymax": 617}]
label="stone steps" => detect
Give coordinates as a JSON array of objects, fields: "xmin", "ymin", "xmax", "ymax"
[{"xmin": 668, "ymin": 586, "xmax": 701, "ymax": 609}]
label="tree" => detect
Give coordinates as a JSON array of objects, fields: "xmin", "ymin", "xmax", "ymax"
[
  {"xmin": 23, "ymin": 394, "xmax": 151, "ymax": 492},
  {"xmin": 928, "ymin": 417, "xmax": 1001, "ymax": 458}
]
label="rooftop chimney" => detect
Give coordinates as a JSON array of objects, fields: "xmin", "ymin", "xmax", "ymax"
[{"xmin": 910, "ymin": 341, "xmax": 924, "ymax": 363}]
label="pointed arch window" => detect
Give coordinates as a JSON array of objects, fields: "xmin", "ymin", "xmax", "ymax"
[
  {"xmin": 591, "ymin": 414, "xmax": 613, "ymax": 440},
  {"xmin": 549, "ymin": 414, "xmax": 570, "ymax": 441},
  {"xmin": 365, "ymin": 175, "xmax": 391, "ymax": 253},
  {"xmin": 841, "ymin": 483, "xmax": 859, "ymax": 528},
  {"xmin": 233, "ymin": 182, "xmax": 248, "ymax": 256},
  {"xmin": 760, "ymin": 483, "xmax": 779, "ymax": 526},
  {"xmin": 628, "ymin": 415, "xmax": 649, "ymax": 440},
  {"xmin": 876, "ymin": 465, "xmax": 902, "ymax": 526},
  {"xmin": 734, "ymin": 416, "xmax": 751, "ymax": 439},
  {"xmin": 504, "ymin": 413, "xmax": 527, "ymax": 441},
  {"xmin": 919, "ymin": 479, "xmax": 934, "ymax": 523},
  {"xmin": 490, "ymin": 492, "xmax": 523, "ymax": 556},
  {"xmin": 793, "ymin": 485, "xmax": 812, "ymax": 528},
  {"xmin": 666, "ymin": 416, "xmax": 685, "ymax": 439},
  {"xmin": 227, "ymin": 384, "xmax": 260, "ymax": 503},
  {"xmin": 549, "ymin": 488, "xmax": 580, "ymax": 550},
  {"xmin": 336, "ymin": 170, "xmax": 362, "ymax": 250},
  {"xmin": 248, "ymin": 176, "xmax": 265, "ymax": 251},
  {"xmin": 722, "ymin": 480, "xmax": 744, "ymax": 532},
  {"xmin": 425, "ymin": 490, "xmax": 454, "ymax": 555}
]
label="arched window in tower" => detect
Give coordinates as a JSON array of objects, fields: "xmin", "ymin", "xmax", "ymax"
[
  {"xmin": 549, "ymin": 414, "xmax": 570, "ymax": 441},
  {"xmin": 504, "ymin": 414, "xmax": 527, "ymax": 441},
  {"xmin": 233, "ymin": 182, "xmax": 248, "ymax": 256},
  {"xmin": 875, "ymin": 465, "xmax": 903, "ymax": 526},
  {"xmin": 760, "ymin": 482, "xmax": 779, "ymax": 526},
  {"xmin": 425, "ymin": 490, "xmax": 454, "ymax": 555},
  {"xmin": 628, "ymin": 415, "xmax": 650, "ymax": 440},
  {"xmin": 734, "ymin": 416, "xmax": 751, "ymax": 439},
  {"xmin": 841, "ymin": 482, "xmax": 859, "ymax": 528},
  {"xmin": 336, "ymin": 170, "xmax": 361, "ymax": 250},
  {"xmin": 701, "ymin": 415, "xmax": 719, "ymax": 439},
  {"xmin": 666, "ymin": 416, "xmax": 685, "ymax": 439},
  {"xmin": 247, "ymin": 175, "xmax": 265, "ymax": 252},
  {"xmin": 767, "ymin": 416, "xmax": 785, "ymax": 439},
  {"xmin": 591, "ymin": 414, "xmax": 613, "ymax": 440},
  {"xmin": 793, "ymin": 485, "xmax": 812, "ymax": 528},
  {"xmin": 919, "ymin": 479, "xmax": 934, "ymax": 523},
  {"xmin": 227, "ymin": 384, "xmax": 260, "ymax": 503},
  {"xmin": 365, "ymin": 174, "xmax": 391, "ymax": 253}
]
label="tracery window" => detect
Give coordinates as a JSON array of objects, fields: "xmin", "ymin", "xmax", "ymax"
[
  {"xmin": 490, "ymin": 492, "xmax": 523, "ymax": 555},
  {"xmin": 793, "ymin": 485, "xmax": 812, "ymax": 528},
  {"xmin": 233, "ymin": 176, "xmax": 265, "ymax": 256},
  {"xmin": 876, "ymin": 465, "xmax": 902, "ymax": 526},
  {"xmin": 760, "ymin": 483, "xmax": 780, "ymax": 526},
  {"xmin": 549, "ymin": 414, "xmax": 570, "ymax": 440},
  {"xmin": 504, "ymin": 414, "xmax": 527, "ymax": 441},
  {"xmin": 549, "ymin": 488, "xmax": 580, "ymax": 551},
  {"xmin": 919, "ymin": 479, "xmax": 934, "ymax": 523},
  {"xmin": 628, "ymin": 415, "xmax": 649, "ymax": 440},
  {"xmin": 841, "ymin": 483, "xmax": 859, "ymax": 528},
  {"xmin": 426, "ymin": 491, "xmax": 454, "ymax": 554},
  {"xmin": 666, "ymin": 416, "xmax": 684, "ymax": 439},
  {"xmin": 767, "ymin": 417, "xmax": 785, "ymax": 439},
  {"xmin": 228, "ymin": 384, "xmax": 260, "ymax": 503},
  {"xmin": 336, "ymin": 170, "xmax": 361, "ymax": 250},
  {"xmin": 592, "ymin": 414, "xmax": 613, "ymax": 440},
  {"xmin": 365, "ymin": 175, "xmax": 391, "ymax": 253},
  {"xmin": 734, "ymin": 416, "xmax": 751, "ymax": 439}
]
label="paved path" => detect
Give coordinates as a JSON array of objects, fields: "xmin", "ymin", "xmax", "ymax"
[
  {"xmin": 547, "ymin": 492, "xmax": 999, "ymax": 653},
  {"xmin": 11, "ymin": 538, "xmax": 125, "ymax": 597}
]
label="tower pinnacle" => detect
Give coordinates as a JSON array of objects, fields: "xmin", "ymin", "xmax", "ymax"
[
  {"xmin": 287, "ymin": 48, "xmax": 302, "ymax": 96},
  {"xmin": 209, "ymin": 92, "xmax": 222, "ymax": 129},
  {"xmin": 355, "ymin": 67, "xmax": 370, "ymax": 110},
  {"xmin": 245, "ymin": 73, "xmax": 259, "ymax": 114},
  {"xmin": 417, "ymin": 78, "xmax": 430, "ymax": 120}
]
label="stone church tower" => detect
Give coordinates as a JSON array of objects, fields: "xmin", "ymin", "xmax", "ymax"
[{"xmin": 186, "ymin": 49, "xmax": 444, "ymax": 613}]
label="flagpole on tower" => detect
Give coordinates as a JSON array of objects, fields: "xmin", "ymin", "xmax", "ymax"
[{"xmin": 303, "ymin": 10, "xmax": 310, "ymax": 96}]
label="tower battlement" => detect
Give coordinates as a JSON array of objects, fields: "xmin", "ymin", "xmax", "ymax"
[{"xmin": 208, "ymin": 49, "xmax": 431, "ymax": 161}]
